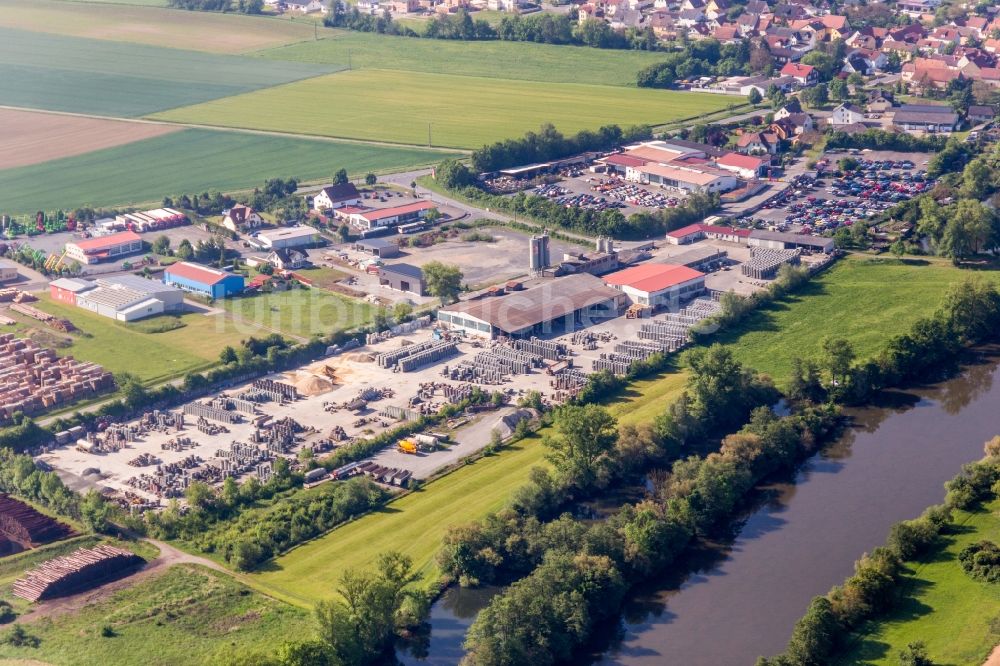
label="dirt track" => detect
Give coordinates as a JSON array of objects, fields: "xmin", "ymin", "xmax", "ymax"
[{"xmin": 17, "ymin": 540, "xmax": 225, "ymax": 624}]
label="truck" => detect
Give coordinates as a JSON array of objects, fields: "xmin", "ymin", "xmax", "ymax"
[{"xmin": 397, "ymin": 439, "xmax": 419, "ymax": 455}]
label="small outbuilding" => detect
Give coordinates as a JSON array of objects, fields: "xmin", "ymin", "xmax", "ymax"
[
  {"xmin": 355, "ymin": 238, "xmax": 400, "ymax": 259},
  {"xmin": 378, "ymin": 263, "xmax": 425, "ymax": 296}
]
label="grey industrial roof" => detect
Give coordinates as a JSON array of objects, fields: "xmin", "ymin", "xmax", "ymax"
[
  {"xmin": 97, "ymin": 274, "xmax": 177, "ymax": 296},
  {"xmin": 440, "ymin": 273, "xmax": 620, "ymax": 334},
  {"xmin": 357, "ymin": 238, "xmax": 395, "ymax": 249},
  {"xmin": 380, "ymin": 263, "xmax": 423, "ymax": 279},
  {"xmin": 893, "ymin": 109, "xmax": 958, "ymax": 125},
  {"xmin": 750, "ymin": 229, "xmax": 834, "ymax": 248}
]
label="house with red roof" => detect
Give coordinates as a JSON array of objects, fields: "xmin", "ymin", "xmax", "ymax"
[
  {"xmin": 222, "ymin": 204, "xmax": 263, "ymax": 233},
  {"xmin": 163, "ymin": 262, "xmax": 245, "ymax": 299},
  {"xmin": 602, "ymin": 263, "xmax": 706, "ymax": 308},
  {"xmin": 779, "ymin": 62, "xmax": 818, "ymax": 86}
]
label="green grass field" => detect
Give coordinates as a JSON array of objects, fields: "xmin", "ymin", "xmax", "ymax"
[
  {"xmin": 0, "ymin": 27, "xmax": 336, "ymax": 117},
  {"xmin": 720, "ymin": 257, "xmax": 995, "ymax": 386},
  {"xmin": 0, "ymin": 0, "xmax": 326, "ymax": 53},
  {"xmin": 836, "ymin": 498, "xmax": 1000, "ymax": 666},
  {"xmin": 152, "ymin": 69, "xmax": 739, "ymax": 149},
  {"xmin": 0, "ymin": 128, "xmax": 453, "ymax": 214},
  {"xmin": 0, "ymin": 564, "xmax": 308, "ymax": 666},
  {"xmin": 222, "ymin": 286, "xmax": 374, "ymax": 339},
  {"xmin": 250, "ymin": 434, "xmax": 552, "ymax": 606},
  {"xmin": 13, "ymin": 296, "xmax": 242, "ymax": 385},
  {"xmin": 258, "ymin": 30, "xmax": 670, "ymax": 87}
]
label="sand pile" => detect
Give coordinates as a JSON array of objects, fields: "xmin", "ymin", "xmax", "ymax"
[{"xmin": 291, "ymin": 372, "xmax": 334, "ymax": 396}]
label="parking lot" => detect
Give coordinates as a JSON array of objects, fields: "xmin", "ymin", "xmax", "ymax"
[
  {"xmin": 530, "ymin": 172, "xmax": 686, "ymax": 217},
  {"xmin": 745, "ymin": 150, "xmax": 936, "ymax": 234}
]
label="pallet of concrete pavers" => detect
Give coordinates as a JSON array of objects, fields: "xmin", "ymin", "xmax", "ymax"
[
  {"xmin": 0, "ymin": 494, "xmax": 75, "ymax": 550},
  {"xmin": 12, "ymin": 544, "xmax": 143, "ymax": 602}
]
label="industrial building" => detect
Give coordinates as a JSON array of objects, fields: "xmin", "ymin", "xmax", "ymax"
[
  {"xmin": 378, "ymin": 264, "xmax": 425, "ymax": 296},
  {"xmin": 51, "ymin": 275, "xmax": 184, "ymax": 322},
  {"xmin": 599, "ymin": 141, "xmax": 740, "ymax": 194},
  {"xmin": 163, "ymin": 262, "xmax": 245, "ymax": 299},
  {"xmin": 603, "ymin": 263, "xmax": 705, "ymax": 309},
  {"xmin": 0, "ymin": 261, "xmax": 17, "ymax": 284},
  {"xmin": 338, "ymin": 201, "xmax": 437, "ymax": 231},
  {"xmin": 114, "ymin": 208, "xmax": 187, "ymax": 232},
  {"xmin": 354, "ymin": 238, "xmax": 401, "ymax": 259},
  {"xmin": 653, "ymin": 246, "xmax": 728, "ymax": 272},
  {"xmin": 49, "ymin": 278, "xmax": 95, "ymax": 305},
  {"xmin": 666, "ymin": 223, "xmax": 750, "ymax": 245},
  {"xmin": 256, "ymin": 226, "xmax": 322, "ymax": 251},
  {"xmin": 437, "ymin": 273, "xmax": 624, "ymax": 339},
  {"xmin": 748, "ymin": 229, "xmax": 835, "ymax": 253},
  {"xmin": 65, "ymin": 231, "xmax": 143, "ymax": 265}
]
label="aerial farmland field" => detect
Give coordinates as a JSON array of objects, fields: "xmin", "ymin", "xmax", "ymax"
[
  {"xmin": 0, "ymin": 108, "xmax": 180, "ymax": 169},
  {"xmin": 0, "ymin": 128, "xmax": 452, "ymax": 214},
  {"xmin": 152, "ymin": 69, "xmax": 740, "ymax": 149},
  {"xmin": 0, "ymin": 27, "xmax": 338, "ymax": 117},
  {"xmin": 0, "ymin": 0, "xmax": 328, "ymax": 53},
  {"xmin": 258, "ymin": 29, "xmax": 670, "ymax": 87}
]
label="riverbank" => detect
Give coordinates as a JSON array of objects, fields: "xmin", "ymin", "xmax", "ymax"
[{"xmin": 831, "ymin": 486, "xmax": 1000, "ymax": 664}]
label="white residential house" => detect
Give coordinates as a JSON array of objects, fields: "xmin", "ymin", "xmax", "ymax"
[
  {"xmin": 313, "ymin": 183, "xmax": 361, "ymax": 211},
  {"xmin": 222, "ymin": 205, "xmax": 263, "ymax": 233},
  {"xmin": 830, "ymin": 103, "xmax": 866, "ymax": 126}
]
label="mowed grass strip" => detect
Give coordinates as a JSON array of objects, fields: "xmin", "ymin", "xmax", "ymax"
[
  {"xmin": 152, "ymin": 69, "xmax": 739, "ymax": 149},
  {"xmin": 719, "ymin": 257, "xmax": 997, "ymax": 387},
  {"xmin": 0, "ymin": 0, "xmax": 326, "ymax": 53},
  {"xmin": 222, "ymin": 287, "xmax": 375, "ymax": 339},
  {"xmin": 12, "ymin": 295, "xmax": 242, "ymax": 384},
  {"xmin": 259, "ymin": 30, "xmax": 670, "ymax": 87},
  {"xmin": 250, "ymin": 434, "xmax": 552, "ymax": 606},
  {"xmin": 837, "ymin": 498, "xmax": 1000, "ymax": 666},
  {"xmin": 0, "ymin": 128, "xmax": 453, "ymax": 214},
  {"xmin": 0, "ymin": 27, "xmax": 337, "ymax": 117},
  {"xmin": 0, "ymin": 565, "xmax": 308, "ymax": 666}
]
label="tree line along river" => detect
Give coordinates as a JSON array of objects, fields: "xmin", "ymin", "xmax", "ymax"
[{"xmin": 399, "ymin": 350, "xmax": 1000, "ymax": 666}]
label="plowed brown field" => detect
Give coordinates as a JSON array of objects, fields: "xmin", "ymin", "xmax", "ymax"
[{"xmin": 0, "ymin": 109, "xmax": 178, "ymax": 169}]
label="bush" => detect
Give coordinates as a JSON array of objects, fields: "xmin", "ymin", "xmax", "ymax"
[{"xmin": 959, "ymin": 540, "xmax": 1000, "ymax": 583}]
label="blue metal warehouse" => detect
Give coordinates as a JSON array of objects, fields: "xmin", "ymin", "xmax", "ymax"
[{"xmin": 163, "ymin": 262, "xmax": 245, "ymax": 299}]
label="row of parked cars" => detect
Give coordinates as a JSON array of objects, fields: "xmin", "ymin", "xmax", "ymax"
[{"xmin": 532, "ymin": 184, "xmax": 627, "ymax": 212}]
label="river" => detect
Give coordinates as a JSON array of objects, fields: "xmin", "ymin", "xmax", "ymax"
[{"xmin": 400, "ymin": 351, "xmax": 1000, "ymax": 666}]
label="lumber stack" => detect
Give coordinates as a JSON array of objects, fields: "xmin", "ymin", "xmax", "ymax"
[
  {"xmin": 12, "ymin": 545, "xmax": 142, "ymax": 602},
  {"xmin": 0, "ymin": 494, "xmax": 74, "ymax": 548}
]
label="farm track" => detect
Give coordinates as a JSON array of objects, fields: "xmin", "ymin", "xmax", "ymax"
[{"xmin": 0, "ymin": 105, "xmax": 470, "ymax": 154}]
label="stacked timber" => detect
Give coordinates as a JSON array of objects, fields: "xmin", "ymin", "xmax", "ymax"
[
  {"xmin": 0, "ymin": 494, "xmax": 75, "ymax": 548},
  {"xmin": 12, "ymin": 545, "xmax": 142, "ymax": 601}
]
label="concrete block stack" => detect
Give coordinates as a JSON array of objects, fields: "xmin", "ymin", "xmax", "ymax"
[{"xmin": 0, "ymin": 333, "xmax": 114, "ymax": 425}]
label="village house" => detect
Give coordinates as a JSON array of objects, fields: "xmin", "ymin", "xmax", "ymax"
[
  {"xmin": 313, "ymin": 183, "xmax": 361, "ymax": 211},
  {"xmin": 779, "ymin": 62, "xmax": 818, "ymax": 86},
  {"xmin": 830, "ymin": 103, "xmax": 866, "ymax": 127},
  {"xmin": 222, "ymin": 205, "xmax": 263, "ymax": 233},
  {"xmin": 266, "ymin": 248, "xmax": 309, "ymax": 271},
  {"xmin": 866, "ymin": 89, "xmax": 895, "ymax": 113}
]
